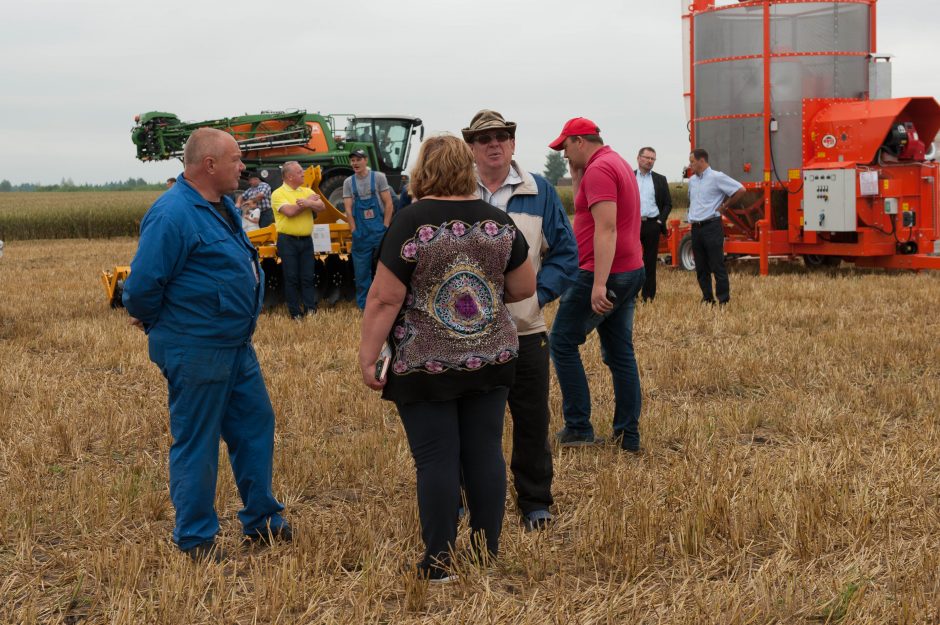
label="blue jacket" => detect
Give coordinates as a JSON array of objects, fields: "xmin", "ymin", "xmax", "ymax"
[
  {"xmin": 122, "ymin": 174, "xmax": 264, "ymax": 347},
  {"xmin": 504, "ymin": 165, "xmax": 579, "ymax": 335}
]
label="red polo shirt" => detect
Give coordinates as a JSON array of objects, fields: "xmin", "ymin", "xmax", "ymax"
[{"xmin": 573, "ymin": 145, "xmax": 643, "ymax": 273}]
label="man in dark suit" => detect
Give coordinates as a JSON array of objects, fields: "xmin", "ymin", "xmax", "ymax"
[{"xmin": 635, "ymin": 147, "xmax": 672, "ymax": 301}]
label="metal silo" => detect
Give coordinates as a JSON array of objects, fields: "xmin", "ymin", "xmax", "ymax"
[{"xmin": 685, "ymin": 0, "xmax": 874, "ymax": 183}]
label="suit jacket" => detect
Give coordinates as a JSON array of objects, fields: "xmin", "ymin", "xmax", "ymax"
[{"xmin": 635, "ymin": 169, "xmax": 673, "ymax": 230}]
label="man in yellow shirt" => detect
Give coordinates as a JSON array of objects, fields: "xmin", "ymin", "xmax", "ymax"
[{"xmin": 272, "ymin": 161, "xmax": 325, "ymax": 319}]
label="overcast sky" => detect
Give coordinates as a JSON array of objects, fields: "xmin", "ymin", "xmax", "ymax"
[{"xmin": 1, "ymin": 0, "xmax": 938, "ymax": 185}]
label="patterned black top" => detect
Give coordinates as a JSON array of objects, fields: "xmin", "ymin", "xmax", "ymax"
[{"xmin": 378, "ymin": 199, "xmax": 529, "ymax": 404}]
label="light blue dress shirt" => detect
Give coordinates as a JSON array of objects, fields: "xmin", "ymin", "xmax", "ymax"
[
  {"xmin": 687, "ymin": 167, "xmax": 743, "ymax": 222},
  {"xmin": 636, "ymin": 170, "xmax": 659, "ymax": 219}
]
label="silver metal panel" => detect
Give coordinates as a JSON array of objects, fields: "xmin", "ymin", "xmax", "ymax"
[
  {"xmin": 695, "ymin": 118, "xmax": 765, "ymax": 184},
  {"xmin": 769, "ymin": 112, "xmax": 803, "ymax": 177},
  {"xmin": 868, "ymin": 57, "xmax": 892, "ymax": 100},
  {"xmin": 770, "ymin": 2, "xmax": 870, "ymax": 54},
  {"xmin": 771, "ymin": 54, "xmax": 869, "ymax": 103},
  {"xmin": 695, "ymin": 58, "xmax": 764, "ymax": 118},
  {"xmin": 694, "ymin": 7, "xmax": 763, "ymax": 61},
  {"xmin": 769, "ymin": 55, "xmax": 869, "ymax": 171}
]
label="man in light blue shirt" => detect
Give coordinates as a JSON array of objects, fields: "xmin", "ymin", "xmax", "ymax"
[{"xmin": 687, "ymin": 148, "xmax": 745, "ymax": 304}]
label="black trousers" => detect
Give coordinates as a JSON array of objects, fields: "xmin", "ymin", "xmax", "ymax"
[
  {"xmin": 258, "ymin": 209, "xmax": 274, "ymax": 228},
  {"xmin": 639, "ymin": 219, "xmax": 662, "ymax": 301},
  {"xmin": 278, "ymin": 234, "xmax": 318, "ymax": 317},
  {"xmin": 396, "ymin": 387, "xmax": 509, "ymax": 571},
  {"xmin": 508, "ymin": 332, "xmax": 553, "ymax": 516},
  {"xmin": 691, "ymin": 218, "xmax": 729, "ymax": 303}
]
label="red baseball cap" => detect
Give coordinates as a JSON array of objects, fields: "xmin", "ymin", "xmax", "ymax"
[{"xmin": 549, "ymin": 117, "xmax": 601, "ymax": 151}]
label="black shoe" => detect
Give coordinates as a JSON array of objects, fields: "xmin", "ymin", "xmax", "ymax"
[
  {"xmin": 619, "ymin": 439, "xmax": 643, "ymax": 454},
  {"xmin": 244, "ymin": 522, "xmax": 293, "ymax": 546},
  {"xmin": 326, "ymin": 288, "xmax": 341, "ymax": 307},
  {"xmin": 555, "ymin": 428, "xmax": 605, "ymax": 447},
  {"xmin": 183, "ymin": 541, "xmax": 226, "ymax": 563},
  {"xmin": 523, "ymin": 509, "xmax": 553, "ymax": 532},
  {"xmin": 401, "ymin": 561, "xmax": 457, "ymax": 584},
  {"xmin": 612, "ymin": 431, "xmax": 642, "ymax": 454}
]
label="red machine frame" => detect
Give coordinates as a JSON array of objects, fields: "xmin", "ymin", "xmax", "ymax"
[{"xmin": 665, "ymin": 0, "xmax": 940, "ymax": 273}]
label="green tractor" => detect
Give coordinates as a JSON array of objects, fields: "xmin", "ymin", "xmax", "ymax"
[{"xmin": 132, "ymin": 109, "xmax": 423, "ymax": 206}]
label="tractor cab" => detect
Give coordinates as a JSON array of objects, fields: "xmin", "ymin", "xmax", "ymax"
[{"xmin": 345, "ymin": 116, "xmax": 423, "ymax": 192}]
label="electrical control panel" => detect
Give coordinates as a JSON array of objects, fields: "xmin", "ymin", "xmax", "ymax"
[{"xmin": 803, "ymin": 169, "xmax": 858, "ymax": 232}]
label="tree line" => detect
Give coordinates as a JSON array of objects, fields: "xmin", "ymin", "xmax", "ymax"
[{"xmin": 0, "ymin": 178, "xmax": 166, "ymax": 192}]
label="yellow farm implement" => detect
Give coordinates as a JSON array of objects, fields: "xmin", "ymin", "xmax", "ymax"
[{"xmin": 101, "ymin": 165, "xmax": 353, "ymax": 308}]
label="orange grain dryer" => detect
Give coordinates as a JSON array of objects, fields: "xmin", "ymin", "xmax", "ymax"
[{"xmin": 673, "ymin": 0, "xmax": 940, "ymax": 273}]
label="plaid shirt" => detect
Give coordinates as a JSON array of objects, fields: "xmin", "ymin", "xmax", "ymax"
[{"xmin": 240, "ymin": 182, "xmax": 272, "ymax": 212}]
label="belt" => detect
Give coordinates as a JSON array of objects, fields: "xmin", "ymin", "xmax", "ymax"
[
  {"xmin": 278, "ymin": 233, "xmax": 311, "ymax": 239},
  {"xmin": 690, "ymin": 215, "xmax": 721, "ymax": 226},
  {"xmin": 641, "ymin": 216, "xmax": 659, "ymax": 222}
]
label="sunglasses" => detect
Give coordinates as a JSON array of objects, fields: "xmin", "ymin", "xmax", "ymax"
[{"xmin": 473, "ymin": 131, "xmax": 512, "ymax": 144}]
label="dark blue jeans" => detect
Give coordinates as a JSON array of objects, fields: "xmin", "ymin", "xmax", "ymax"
[
  {"xmin": 278, "ymin": 234, "xmax": 317, "ymax": 317},
  {"xmin": 549, "ymin": 268, "xmax": 645, "ymax": 448}
]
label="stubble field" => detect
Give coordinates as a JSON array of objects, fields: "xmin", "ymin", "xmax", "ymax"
[{"xmin": 1, "ymin": 237, "xmax": 939, "ymax": 624}]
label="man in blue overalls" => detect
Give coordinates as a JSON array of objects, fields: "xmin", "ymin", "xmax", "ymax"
[
  {"xmin": 343, "ymin": 148, "xmax": 395, "ymax": 309},
  {"xmin": 123, "ymin": 128, "xmax": 290, "ymax": 562}
]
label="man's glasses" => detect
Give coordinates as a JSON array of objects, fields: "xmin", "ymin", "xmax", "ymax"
[{"xmin": 473, "ymin": 131, "xmax": 512, "ymax": 144}]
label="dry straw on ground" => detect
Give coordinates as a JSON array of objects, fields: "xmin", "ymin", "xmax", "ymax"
[{"xmin": 1, "ymin": 238, "xmax": 939, "ymax": 624}]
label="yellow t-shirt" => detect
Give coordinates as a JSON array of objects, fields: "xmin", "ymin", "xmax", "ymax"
[{"xmin": 272, "ymin": 184, "xmax": 316, "ymax": 236}]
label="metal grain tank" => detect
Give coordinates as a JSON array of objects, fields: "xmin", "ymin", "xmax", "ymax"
[{"xmin": 682, "ymin": 0, "xmax": 874, "ymax": 183}]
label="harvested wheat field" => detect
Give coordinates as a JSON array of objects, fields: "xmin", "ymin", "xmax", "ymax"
[{"xmin": 1, "ymin": 238, "xmax": 939, "ymax": 624}]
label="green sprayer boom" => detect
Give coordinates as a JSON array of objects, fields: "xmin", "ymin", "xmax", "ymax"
[{"xmin": 132, "ymin": 111, "xmax": 313, "ymax": 161}]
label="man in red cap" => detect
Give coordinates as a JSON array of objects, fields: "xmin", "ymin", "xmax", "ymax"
[{"xmin": 547, "ymin": 118, "xmax": 645, "ymax": 452}]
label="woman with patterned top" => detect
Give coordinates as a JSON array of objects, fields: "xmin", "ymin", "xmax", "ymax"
[{"xmin": 359, "ymin": 134, "xmax": 535, "ymax": 581}]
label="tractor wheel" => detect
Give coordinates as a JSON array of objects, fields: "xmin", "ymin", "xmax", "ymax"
[
  {"xmin": 312, "ymin": 253, "xmax": 355, "ymax": 306},
  {"xmin": 802, "ymin": 254, "xmax": 841, "ymax": 269},
  {"xmin": 260, "ymin": 257, "xmax": 284, "ymax": 309},
  {"xmin": 319, "ymin": 176, "xmax": 346, "ymax": 210},
  {"xmin": 678, "ymin": 233, "xmax": 695, "ymax": 271}
]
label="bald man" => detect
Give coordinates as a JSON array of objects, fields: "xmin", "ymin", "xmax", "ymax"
[{"xmin": 123, "ymin": 128, "xmax": 290, "ymax": 562}]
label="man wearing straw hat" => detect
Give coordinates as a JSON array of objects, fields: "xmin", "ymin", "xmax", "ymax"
[{"xmin": 462, "ymin": 110, "xmax": 578, "ymax": 531}]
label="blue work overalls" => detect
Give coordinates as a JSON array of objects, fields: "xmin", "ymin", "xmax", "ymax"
[
  {"xmin": 350, "ymin": 171, "xmax": 387, "ymax": 309},
  {"xmin": 123, "ymin": 177, "xmax": 286, "ymax": 550}
]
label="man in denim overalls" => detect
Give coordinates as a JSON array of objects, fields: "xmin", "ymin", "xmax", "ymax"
[{"xmin": 343, "ymin": 149, "xmax": 395, "ymax": 309}]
